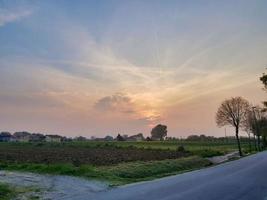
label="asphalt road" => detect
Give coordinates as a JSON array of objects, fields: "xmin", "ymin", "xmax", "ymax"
[{"xmin": 91, "ymin": 151, "xmax": 267, "ymax": 200}]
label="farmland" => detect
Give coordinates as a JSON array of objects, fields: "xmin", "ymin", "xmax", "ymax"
[
  {"xmin": 0, "ymin": 140, "xmax": 250, "ymax": 185},
  {"xmin": 67, "ymin": 140, "xmax": 247, "ymax": 155},
  {"xmin": 0, "ymin": 142, "xmax": 191, "ymax": 165}
]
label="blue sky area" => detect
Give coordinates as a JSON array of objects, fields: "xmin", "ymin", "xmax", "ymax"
[{"xmin": 0, "ymin": 0, "xmax": 267, "ymax": 137}]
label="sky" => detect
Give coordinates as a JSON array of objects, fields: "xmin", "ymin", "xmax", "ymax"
[{"xmin": 0, "ymin": 0, "xmax": 267, "ymax": 138}]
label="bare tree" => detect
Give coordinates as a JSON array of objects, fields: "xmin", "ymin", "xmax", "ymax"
[
  {"xmin": 242, "ymin": 108, "xmax": 254, "ymax": 152},
  {"xmin": 216, "ymin": 97, "xmax": 250, "ymax": 156},
  {"xmin": 260, "ymin": 118, "xmax": 267, "ymax": 148},
  {"xmin": 253, "ymin": 133, "xmax": 257, "ymax": 151},
  {"xmin": 260, "ymin": 72, "xmax": 267, "ymax": 109},
  {"xmin": 242, "ymin": 106, "xmax": 261, "ymax": 151},
  {"xmin": 252, "ymin": 106, "xmax": 267, "ymax": 150}
]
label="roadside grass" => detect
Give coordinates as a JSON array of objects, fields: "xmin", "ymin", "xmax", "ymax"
[
  {"xmin": 96, "ymin": 156, "xmax": 212, "ymax": 185},
  {"xmin": 0, "ymin": 156, "xmax": 211, "ymax": 186},
  {"xmin": 0, "ymin": 183, "xmax": 41, "ymax": 200},
  {"xmin": 0, "ymin": 183, "xmax": 16, "ymax": 200}
]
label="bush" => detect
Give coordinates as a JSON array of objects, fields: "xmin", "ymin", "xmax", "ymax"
[
  {"xmin": 72, "ymin": 158, "xmax": 82, "ymax": 167},
  {"xmin": 177, "ymin": 145, "xmax": 185, "ymax": 152},
  {"xmin": 195, "ymin": 149, "xmax": 223, "ymax": 157}
]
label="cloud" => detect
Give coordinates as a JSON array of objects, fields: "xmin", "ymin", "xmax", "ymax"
[
  {"xmin": 94, "ymin": 93, "xmax": 134, "ymax": 114},
  {"xmin": 0, "ymin": 8, "xmax": 32, "ymax": 27},
  {"xmin": 93, "ymin": 93, "xmax": 163, "ymax": 128}
]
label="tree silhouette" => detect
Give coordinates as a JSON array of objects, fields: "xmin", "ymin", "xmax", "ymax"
[
  {"xmin": 216, "ymin": 97, "xmax": 250, "ymax": 156},
  {"xmin": 242, "ymin": 107, "xmax": 255, "ymax": 152},
  {"xmin": 260, "ymin": 72, "xmax": 267, "ymax": 109},
  {"xmin": 151, "ymin": 124, "xmax": 167, "ymax": 140},
  {"xmin": 258, "ymin": 118, "xmax": 267, "ymax": 148},
  {"xmin": 250, "ymin": 106, "xmax": 267, "ymax": 150},
  {"xmin": 116, "ymin": 134, "xmax": 125, "ymax": 141}
]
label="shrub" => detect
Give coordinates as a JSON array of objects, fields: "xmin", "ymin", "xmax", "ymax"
[
  {"xmin": 195, "ymin": 149, "xmax": 223, "ymax": 157},
  {"xmin": 72, "ymin": 158, "xmax": 82, "ymax": 167},
  {"xmin": 177, "ymin": 145, "xmax": 185, "ymax": 152}
]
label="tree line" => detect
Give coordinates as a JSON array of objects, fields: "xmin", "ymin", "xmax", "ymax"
[{"xmin": 216, "ymin": 71, "xmax": 267, "ymax": 156}]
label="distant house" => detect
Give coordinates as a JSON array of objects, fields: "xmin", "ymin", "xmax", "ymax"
[
  {"xmin": 127, "ymin": 133, "xmax": 144, "ymax": 141},
  {"xmin": 62, "ymin": 136, "xmax": 72, "ymax": 142},
  {"xmin": 104, "ymin": 135, "xmax": 113, "ymax": 141},
  {"xmin": 93, "ymin": 137, "xmax": 106, "ymax": 141},
  {"xmin": 45, "ymin": 135, "xmax": 63, "ymax": 142},
  {"xmin": 74, "ymin": 136, "xmax": 87, "ymax": 141},
  {"xmin": 13, "ymin": 132, "xmax": 31, "ymax": 142},
  {"xmin": 89, "ymin": 135, "xmax": 113, "ymax": 141},
  {"xmin": 29, "ymin": 133, "xmax": 46, "ymax": 142},
  {"xmin": 0, "ymin": 132, "xmax": 12, "ymax": 142},
  {"xmin": 116, "ymin": 134, "xmax": 125, "ymax": 141}
]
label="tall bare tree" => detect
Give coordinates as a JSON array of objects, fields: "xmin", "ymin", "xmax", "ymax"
[
  {"xmin": 260, "ymin": 72, "xmax": 267, "ymax": 109},
  {"xmin": 259, "ymin": 118, "xmax": 267, "ymax": 148},
  {"xmin": 249, "ymin": 105, "xmax": 267, "ymax": 151},
  {"xmin": 242, "ymin": 108, "xmax": 254, "ymax": 152},
  {"xmin": 216, "ymin": 97, "xmax": 250, "ymax": 156},
  {"xmin": 251, "ymin": 106, "xmax": 263, "ymax": 150}
]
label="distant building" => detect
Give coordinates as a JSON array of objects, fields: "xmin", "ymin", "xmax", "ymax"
[
  {"xmin": 62, "ymin": 137, "xmax": 72, "ymax": 142},
  {"xmin": 13, "ymin": 132, "xmax": 31, "ymax": 142},
  {"xmin": 127, "ymin": 133, "xmax": 144, "ymax": 141},
  {"xmin": 93, "ymin": 137, "xmax": 108, "ymax": 141},
  {"xmin": 29, "ymin": 133, "xmax": 46, "ymax": 142},
  {"xmin": 104, "ymin": 135, "xmax": 113, "ymax": 141},
  {"xmin": 116, "ymin": 134, "xmax": 125, "ymax": 141},
  {"xmin": 0, "ymin": 132, "xmax": 12, "ymax": 142},
  {"xmin": 45, "ymin": 135, "xmax": 63, "ymax": 142},
  {"xmin": 74, "ymin": 136, "xmax": 87, "ymax": 141}
]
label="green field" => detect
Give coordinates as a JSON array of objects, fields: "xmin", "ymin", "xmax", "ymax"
[
  {"xmin": 37, "ymin": 140, "xmax": 248, "ymax": 152},
  {"xmin": 62, "ymin": 140, "xmax": 250, "ymax": 156},
  {"xmin": 0, "ymin": 140, "xmax": 250, "ymax": 185}
]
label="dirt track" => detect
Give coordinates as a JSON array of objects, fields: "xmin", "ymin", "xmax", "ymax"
[{"xmin": 0, "ymin": 170, "xmax": 108, "ymax": 199}]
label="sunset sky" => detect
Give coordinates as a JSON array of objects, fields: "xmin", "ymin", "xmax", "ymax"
[{"xmin": 1, "ymin": 0, "xmax": 267, "ymax": 138}]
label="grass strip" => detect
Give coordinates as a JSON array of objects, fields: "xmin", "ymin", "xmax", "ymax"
[
  {"xmin": 0, "ymin": 183, "xmax": 16, "ymax": 200},
  {"xmin": 0, "ymin": 156, "xmax": 211, "ymax": 186}
]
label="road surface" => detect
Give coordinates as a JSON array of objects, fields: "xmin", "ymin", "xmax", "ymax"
[{"xmin": 91, "ymin": 151, "xmax": 267, "ymax": 200}]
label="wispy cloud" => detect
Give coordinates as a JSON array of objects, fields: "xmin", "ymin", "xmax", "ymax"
[
  {"xmin": 94, "ymin": 93, "xmax": 133, "ymax": 112},
  {"xmin": 0, "ymin": 8, "xmax": 32, "ymax": 27},
  {"xmin": 0, "ymin": 0, "xmax": 266, "ymax": 136}
]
